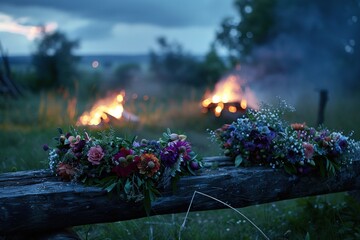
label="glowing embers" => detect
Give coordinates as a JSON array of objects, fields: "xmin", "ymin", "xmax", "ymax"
[{"xmin": 201, "ymin": 74, "xmax": 257, "ymax": 117}]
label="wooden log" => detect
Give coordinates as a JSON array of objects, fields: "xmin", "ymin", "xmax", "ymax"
[{"xmin": 1, "ymin": 157, "xmax": 360, "ymax": 236}]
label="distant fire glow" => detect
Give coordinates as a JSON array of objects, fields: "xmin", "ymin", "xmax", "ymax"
[
  {"xmin": 202, "ymin": 74, "xmax": 258, "ymax": 117},
  {"xmin": 0, "ymin": 13, "xmax": 57, "ymax": 40},
  {"xmin": 77, "ymin": 91, "xmax": 138, "ymax": 126}
]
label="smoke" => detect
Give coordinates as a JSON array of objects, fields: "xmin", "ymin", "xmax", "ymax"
[{"xmin": 233, "ymin": 1, "xmax": 360, "ymax": 106}]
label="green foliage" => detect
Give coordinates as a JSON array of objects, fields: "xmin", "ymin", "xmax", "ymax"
[
  {"xmin": 216, "ymin": 0, "xmax": 277, "ymax": 63},
  {"xmin": 32, "ymin": 31, "xmax": 80, "ymax": 90}
]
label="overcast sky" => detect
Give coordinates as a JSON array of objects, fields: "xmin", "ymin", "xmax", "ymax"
[{"xmin": 0, "ymin": 0, "xmax": 235, "ymax": 56}]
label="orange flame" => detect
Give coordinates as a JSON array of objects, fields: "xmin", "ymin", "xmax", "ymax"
[
  {"xmin": 77, "ymin": 91, "xmax": 138, "ymax": 126},
  {"xmin": 202, "ymin": 74, "xmax": 258, "ymax": 117}
]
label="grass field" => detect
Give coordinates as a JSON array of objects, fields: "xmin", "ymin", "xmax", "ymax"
[{"xmin": 1, "ymin": 83, "xmax": 360, "ymax": 239}]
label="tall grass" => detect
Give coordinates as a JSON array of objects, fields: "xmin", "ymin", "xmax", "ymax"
[{"xmin": 73, "ymin": 193, "xmax": 359, "ymax": 240}]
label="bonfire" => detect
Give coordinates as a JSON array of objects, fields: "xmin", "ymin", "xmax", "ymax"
[
  {"xmin": 201, "ymin": 74, "xmax": 258, "ymax": 117},
  {"xmin": 77, "ymin": 91, "xmax": 138, "ymax": 126}
]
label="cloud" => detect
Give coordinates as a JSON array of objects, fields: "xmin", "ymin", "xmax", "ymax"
[
  {"xmin": 72, "ymin": 21, "xmax": 113, "ymax": 40},
  {"xmin": 0, "ymin": 1, "xmax": 235, "ymax": 55},
  {"xmin": 0, "ymin": 12, "xmax": 57, "ymax": 40},
  {"xmin": 0, "ymin": 0, "xmax": 234, "ymax": 27}
]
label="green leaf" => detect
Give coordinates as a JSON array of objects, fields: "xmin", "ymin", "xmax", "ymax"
[
  {"xmin": 137, "ymin": 176, "xmax": 143, "ymax": 187},
  {"xmin": 81, "ymin": 176, "xmax": 88, "ymax": 183},
  {"xmin": 284, "ymin": 163, "xmax": 297, "ymax": 175},
  {"xmin": 308, "ymin": 159, "xmax": 316, "ymax": 166},
  {"xmin": 124, "ymin": 179, "xmax": 132, "ymax": 194},
  {"xmin": 104, "ymin": 182, "xmax": 117, "ymax": 192},
  {"xmin": 305, "ymin": 232, "xmax": 311, "ymax": 240},
  {"xmin": 131, "ymin": 135, "xmax": 138, "ymax": 144},
  {"xmin": 326, "ymin": 160, "xmax": 337, "ymax": 176},
  {"xmin": 235, "ymin": 155, "xmax": 243, "ymax": 167}
]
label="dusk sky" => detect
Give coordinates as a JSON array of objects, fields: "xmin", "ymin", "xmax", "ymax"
[{"xmin": 0, "ymin": 0, "xmax": 235, "ymax": 56}]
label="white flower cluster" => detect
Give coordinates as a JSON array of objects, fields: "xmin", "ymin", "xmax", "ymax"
[{"xmin": 48, "ymin": 149, "xmax": 59, "ymax": 172}]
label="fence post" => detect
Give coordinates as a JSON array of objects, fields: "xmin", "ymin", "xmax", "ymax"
[{"xmin": 317, "ymin": 89, "xmax": 328, "ymax": 126}]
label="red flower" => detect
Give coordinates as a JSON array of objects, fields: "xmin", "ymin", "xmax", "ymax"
[
  {"xmin": 112, "ymin": 148, "xmax": 139, "ymax": 177},
  {"xmin": 137, "ymin": 153, "xmax": 160, "ymax": 177},
  {"xmin": 291, "ymin": 123, "xmax": 306, "ymax": 131}
]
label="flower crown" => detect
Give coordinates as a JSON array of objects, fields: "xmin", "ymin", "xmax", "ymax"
[
  {"xmin": 44, "ymin": 128, "xmax": 202, "ymax": 213},
  {"xmin": 210, "ymin": 100, "xmax": 360, "ymax": 177}
]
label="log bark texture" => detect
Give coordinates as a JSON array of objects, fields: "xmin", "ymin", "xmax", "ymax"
[{"xmin": 1, "ymin": 157, "xmax": 359, "ymax": 235}]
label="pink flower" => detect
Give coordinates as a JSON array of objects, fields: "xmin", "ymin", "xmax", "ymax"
[
  {"xmin": 87, "ymin": 145, "xmax": 105, "ymax": 165},
  {"xmin": 68, "ymin": 135, "xmax": 81, "ymax": 147},
  {"xmin": 303, "ymin": 142, "xmax": 314, "ymax": 159}
]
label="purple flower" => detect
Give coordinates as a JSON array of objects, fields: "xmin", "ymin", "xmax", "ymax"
[
  {"xmin": 267, "ymin": 129, "xmax": 276, "ymax": 141},
  {"xmin": 287, "ymin": 150, "xmax": 297, "ymax": 164},
  {"xmin": 190, "ymin": 161, "xmax": 200, "ymax": 170},
  {"xmin": 244, "ymin": 142, "xmax": 256, "ymax": 151},
  {"xmin": 43, "ymin": 144, "xmax": 49, "ymax": 151},
  {"xmin": 337, "ymin": 136, "xmax": 348, "ymax": 150},
  {"xmin": 160, "ymin": 145, "xmax": 179, "ymax": 167},
  {"xmin": 72, "ymin": 140, "xmax": 86, "ymax": 153},
  {"xmin": 174, "ymin": 140, "xmax": 191, "ymax": 153}
]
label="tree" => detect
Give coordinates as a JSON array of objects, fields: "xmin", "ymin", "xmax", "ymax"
[
  {"xmin": 149, "ymin": 37, "xmax": 203, "ymax": 86},
  {"xmin": 32, "ymin": 31, "xmax": 80, "ymax": 90},
  {"xmin": 199, "ymin": 44, "xmax": 228, "ymax": 87},
  {"xmin": 216, "ymin": 0, "xmax": 277, "ymax": 64}
]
